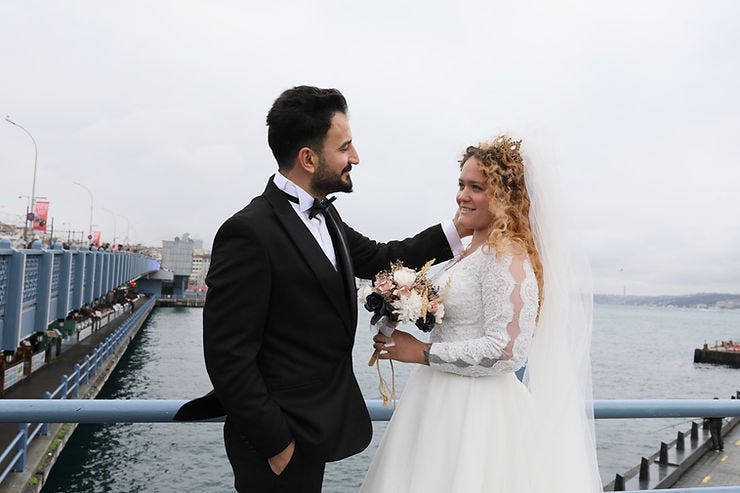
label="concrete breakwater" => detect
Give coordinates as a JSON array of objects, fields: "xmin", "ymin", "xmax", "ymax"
[
  {"xmin": 0, "ymin": 296, "xmax": 155, "ymax": 493},
  {"xmin": 694, "ymin": 340, "xmax": 740, "ymax": 367},
  {"xmin": 605, "ymin": 400, "xmax": 740, "ymax": 491}
]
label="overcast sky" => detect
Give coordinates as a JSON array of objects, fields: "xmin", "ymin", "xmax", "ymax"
[{"xmin": 1, "ymin": 1, "xmax": 738, "ymax": 296}]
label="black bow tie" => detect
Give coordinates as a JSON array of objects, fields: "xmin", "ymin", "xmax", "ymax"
[{"xmin": 308, "ymin": 196, "xmax": 336, "ymax": 219}]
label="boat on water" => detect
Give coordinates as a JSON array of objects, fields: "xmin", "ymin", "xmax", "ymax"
[{"xmin": 694, "ymin": 340, "xmax": 740, "ymax": 367}]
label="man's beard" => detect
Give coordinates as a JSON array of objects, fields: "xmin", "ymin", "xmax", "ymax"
[{"xmin": 311, "ymin": 154, "xmax": 353, "ymax": 196}]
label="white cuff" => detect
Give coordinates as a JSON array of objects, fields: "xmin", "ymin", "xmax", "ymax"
[{"xmin": 441, "ymin": 220, "xmax": 464, "ymax": 256}]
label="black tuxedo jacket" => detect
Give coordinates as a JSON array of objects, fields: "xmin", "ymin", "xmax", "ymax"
[{"xmin": 176, "ymin": 177, "xmax": 453, "ymax": 463}]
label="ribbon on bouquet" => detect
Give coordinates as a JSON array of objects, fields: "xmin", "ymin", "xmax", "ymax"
[{"xmin": 368, "ymin": 323, "xmax": 396, "ymax": 407}]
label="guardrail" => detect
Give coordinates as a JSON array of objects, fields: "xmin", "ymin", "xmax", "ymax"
[
  {"xmin": 0, "ymin": 396, "xmax": 739, "ymax": 491},
  {"xmin": 0, "ymin": 296, "xmax": 155, "ymax": 483},
  {"xmin": 1, "ymin": 398, "xmax": 738, "ymax": 423},
  {"xmin": 0, "ymin": 237, "xmax": 159, "ymax": 355}
]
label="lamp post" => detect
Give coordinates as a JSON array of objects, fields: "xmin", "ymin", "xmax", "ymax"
[
  {"xmin": 102, "ymin": 206, "xmax": 117, "ymax": 246},
  {"xmin": 61, "ymin": 221, "xmax": 71, "ymax": 243},
  {"xmin": 117, "ymin": 213, "xmax": 130, "ymax": 246},
  {"xmin": 5, "ymin": 116, "xmax": 38, "ymax": 242},
  {"xmin": 73, "ymin": 181, "xmax": 94, "ymax": 245}
]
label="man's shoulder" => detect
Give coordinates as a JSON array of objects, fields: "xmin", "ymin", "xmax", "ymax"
[{"xmin": 221, "ymin": 194, "xmax": 269, "ymax": 222}]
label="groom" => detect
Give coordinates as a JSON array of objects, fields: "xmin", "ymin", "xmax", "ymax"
[{"xmin": 177, "ymin": 86, "xmax": 464, "ymax": 492}]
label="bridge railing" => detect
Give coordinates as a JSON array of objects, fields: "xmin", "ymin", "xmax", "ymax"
[
  {"xmin": 0, "ymin": 397, "xmax": 738, "ymax": 493},
  {"xmin": 0, "ymin": 296, "xmax": 156, "ymax": 482},
  {"xmin": 0, "ymin": 237, "xmax": 158, "ymax": 357}
]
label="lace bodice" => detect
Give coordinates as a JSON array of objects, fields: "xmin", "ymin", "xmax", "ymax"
[{"xmin": 427, "ymin": 246, "xmax": 539, "ymax": 377}]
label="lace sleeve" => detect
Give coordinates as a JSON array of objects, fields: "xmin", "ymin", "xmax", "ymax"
[{"xmin": 428, "ymin": 252, "xmax": 539, "ymax": 377}]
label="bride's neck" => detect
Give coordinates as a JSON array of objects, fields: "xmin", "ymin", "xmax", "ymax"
[{"xmin": 463, "ymin": 230, "xmax": 489, "ymax": 256}]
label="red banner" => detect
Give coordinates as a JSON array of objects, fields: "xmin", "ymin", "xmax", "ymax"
[
  {"xmin": 33, "ymin": 200, "xmax": 49, "ymax": 232},
  {"xmin": 92, "ymin": 231, "xmax": 101, "ymax": 246}
]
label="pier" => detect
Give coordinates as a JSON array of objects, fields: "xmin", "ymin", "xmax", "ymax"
[{"xmin": 694, "ymin": 341, "xmax": 740, "ymax": 368}]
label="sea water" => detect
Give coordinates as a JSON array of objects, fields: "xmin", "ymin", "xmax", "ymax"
[{"xmin": 42, "ymin": 305, "xmax": 740, "ymax": 492}]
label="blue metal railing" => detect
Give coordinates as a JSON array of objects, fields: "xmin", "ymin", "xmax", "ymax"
[
  {"xmin": 0, "ymin": 296, "xmax": 155, "ymax": 483},
  {"xmin": 0, "ymin": 398, "xmax": 737, "ymax": 493},
  {"xmin": 0, "ymin": 237, "xmax": 159, "ymax": 354},
  {"xmin": 0, "ymin": 398, "xmax": 738, "ymax": 424}
]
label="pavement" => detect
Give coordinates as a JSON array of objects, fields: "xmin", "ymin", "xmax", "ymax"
[{"xmin": 672, "ymin": 419, "xmax": 740, "ymax": 489}]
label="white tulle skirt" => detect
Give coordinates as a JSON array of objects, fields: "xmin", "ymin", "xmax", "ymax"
[{"xmin": 360, "ymin": 366, "xmax": 544, "ymax": 493}]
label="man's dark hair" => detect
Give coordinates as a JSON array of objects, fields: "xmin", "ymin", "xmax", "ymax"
[{"xmin": 266, "ymin": 86, "xmax": 348, "ymax": 170}]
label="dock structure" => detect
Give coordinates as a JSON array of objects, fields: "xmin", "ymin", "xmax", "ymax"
[
  {"xmin": 155, "ymin": 297, "xmax": 205, "ymax": 308},
  {"xmin": 694, "ymin": 341, "xmax": 740, "ymax": 367},
  {"xmin": 605, "ymin": 409, "xmax": 740, "ymax": 491}
]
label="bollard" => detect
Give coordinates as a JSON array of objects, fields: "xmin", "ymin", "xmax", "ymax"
[
  {"xmin": 676, "ymin": 430, "xmax": 685, "ymax": 451},
  {"xmin": 639, "ymin": 457, "xmax": 649, "ymax": 481},
  {"xmin": 659, "ymin": 442, "xmax": 668, "ymax": 465},
  {"xmin": 703, "ymin": 418, "xmax": 710, "ymax": 430},
  {"xmin": 691, "ymin": 421, "xmax": 699, "ymax": 440},
  {"xmin": 613, "ymin": 474, "xmax": 625, "ymax": 491}
]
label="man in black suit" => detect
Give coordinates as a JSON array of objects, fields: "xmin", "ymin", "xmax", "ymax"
[{"xmin": 178, "ymin": 86, "xmax": 465, "ymax": 492}]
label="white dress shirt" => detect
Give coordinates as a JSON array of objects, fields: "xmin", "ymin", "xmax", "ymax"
[{"xmin": 272, "ymin": 172, "xmax": 464, "ymax": 270}]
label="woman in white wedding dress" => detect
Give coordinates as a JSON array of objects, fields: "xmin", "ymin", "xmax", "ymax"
[{"xmin": 360, "ymin": 135, "xmax": 602, "ymax": 493}]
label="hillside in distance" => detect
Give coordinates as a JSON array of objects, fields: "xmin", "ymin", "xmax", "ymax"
[{"xmin": 594, "ymin": 293, "xmax": 740, "ymax": 309}]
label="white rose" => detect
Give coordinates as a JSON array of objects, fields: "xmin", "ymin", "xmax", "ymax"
[
  {"xmin": 434, "ymin": 302, "xmax": 445, "ymax": 323},
  {"xmin": 393, "ymin": 267, "xmax": 417, "ymax": 287},
  {"xmin": 357, "ymin": 284, "xmax": 374, "ymax": 302},
  {"xmin": 392, "ymin": 291, "xmax": 423, "ymax": 322}
]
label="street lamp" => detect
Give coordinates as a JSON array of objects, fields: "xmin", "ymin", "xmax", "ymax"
[
  {"xmin": 102, "ymin": 206, "xmax": 117, "ymax": 246},
  {"xmin": 61, "ymin": 221, "xmax": 71, "ymax": 243},
  {"xmin": 118, "ymin": 213, "xmax": 130, "ymax": 246},
  {"xmin": 5, "ymin": 116, "xmax": 38, "ymax": 242},
  {"xmin": 73, "ymin": 181, "xmax": 94, "ymax": 245}
]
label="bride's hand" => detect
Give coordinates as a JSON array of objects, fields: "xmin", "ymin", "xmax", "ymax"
[
  {"xmin": 453, "ymin": 209, "xmax": 474, "ymax": 238},
  {"xmin": 374, "ymin": 330, "xmax": 430, "ymax": 365}
]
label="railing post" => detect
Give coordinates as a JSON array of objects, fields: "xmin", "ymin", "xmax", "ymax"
[
  {"xmin": 41, "ymin": 391, "xmax": 51, "ymax": 436},
  {"xmin": 90, "ymin": 347, "xmax": 98, "ymax": 375},
  {"xmin": 691, "ymin": 420, "xmax": 699, "ymax": 441},
  {"xmin": 61, "ymin": 374, "xmax": 69, "ymax": 399},
  {"xmin": 13, "ymin": 423, "xmax": 29, "ymax": 472},
  {"xmin": 83, "ymin": 355, "xmax": 91, "ymax": 384},
  {"xmin": 74, "ymin": 364, "xmax": 81, "ymax": 397}
]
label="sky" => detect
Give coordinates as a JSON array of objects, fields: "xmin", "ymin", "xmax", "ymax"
[{"xmin": 1, "ymin": 1, "xmax": 739, "ymax": 296}]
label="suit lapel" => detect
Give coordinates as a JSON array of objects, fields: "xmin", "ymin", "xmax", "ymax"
[
  {"xmin": 263, "ymin": 179, "xmax": 354, "ymax": 332},
  {"xmin": 325, "ymin": 205, "xmax": 358, "ymax": 330}
]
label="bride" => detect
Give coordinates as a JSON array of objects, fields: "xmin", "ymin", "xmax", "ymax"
[{"xmin": 360, "ymin": 135, "xmax": 602, "ymax": 492}]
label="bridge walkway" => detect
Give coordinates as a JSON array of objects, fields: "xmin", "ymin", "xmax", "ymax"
[
  {"xmin": 672, "ymin": 421, "xmax": 740, "ymax": 489},
  {"xmin": 0, "ymin": 297, "xmax": 150, "ymax": 493}
]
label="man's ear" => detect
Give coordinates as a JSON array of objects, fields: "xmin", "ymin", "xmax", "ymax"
[{"xmin": 297, "ymin": 147, "xmax": 317, "ymax": 174}]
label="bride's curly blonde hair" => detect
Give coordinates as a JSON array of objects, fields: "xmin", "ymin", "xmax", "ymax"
[{"xmin": 459, "ymin": 135, "xmax": 544, "ymax": 308}]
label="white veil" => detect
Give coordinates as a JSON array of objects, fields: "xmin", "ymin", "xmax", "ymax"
[{"xmin": 519, "ymin": 135, "xmax": 603, "ymax": 492}]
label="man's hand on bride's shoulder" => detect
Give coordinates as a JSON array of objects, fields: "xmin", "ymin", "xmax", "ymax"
[{"xmin": 453, "ymin": 210, "xmax": 474, "ymax": 238}]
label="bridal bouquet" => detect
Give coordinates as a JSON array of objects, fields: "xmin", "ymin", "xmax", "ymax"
[
  {"xmin": 358, "ymin": 259, "xmax": 445, "ymax": 406},
  {"xmin": 358, "ymin": 259, "xmax": 445, "ymax": 332}
]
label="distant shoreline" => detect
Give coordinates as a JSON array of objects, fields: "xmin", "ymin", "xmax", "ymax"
[{"xmin": 594, "ymin": 293, "xmax": 740, "ymax": 309}]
